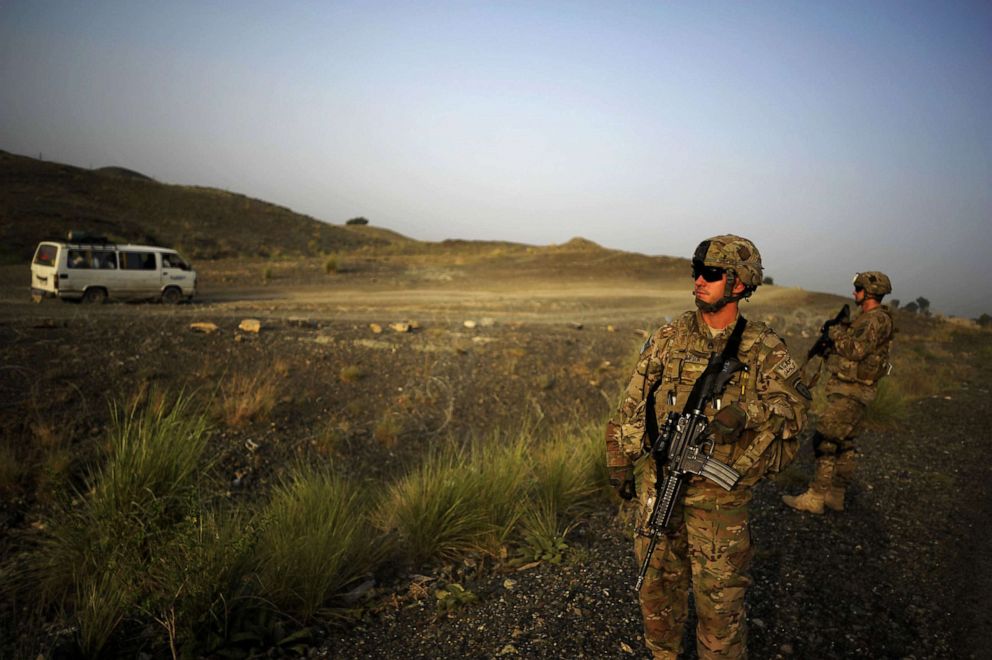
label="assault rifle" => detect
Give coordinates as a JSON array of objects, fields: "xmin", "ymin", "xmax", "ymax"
[
  {"xmin": 634, "ymin": 321, "xmax": 746, "ymax": 592},
  {"xmin": 800, "ymin": 304, "xmax": 850, "ymax": 389},
  {"xmin": 807, "ymin": 304, "xmax": 850, "ymax": 360}
]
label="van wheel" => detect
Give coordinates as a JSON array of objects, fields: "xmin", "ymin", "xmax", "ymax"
[
  {"xmin": 82, "ymin": 288, "xmax": 107, "ymax": 304},
  {"xmin": 161, "ymin": 287, "xmax": 182, "ymax": 305}
]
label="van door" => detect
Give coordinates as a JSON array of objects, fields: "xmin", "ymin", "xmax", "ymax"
[
  {"xmin": 31, "ymin": 243, "xmax": 60, "ymax": 299},
  {"xmin": 92, "ymin": 249, "xmax": 124, "ymax": 298},
  {"xmin": 160, "ymin": 251, "xmax": 193, "ymax": 296},
  {"xmin": 119, "ymin": 250, "xmax": 160, "ymax": 298},
  {"xmin": 64, "ymin": 247, "xmax": 99, "ymax": 297}
]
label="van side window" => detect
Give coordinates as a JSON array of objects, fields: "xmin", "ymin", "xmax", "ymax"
[
  {"xmin": 68, "ymin": 249, "xmax": 91, "ymax": 269},
  {"xmin": 33, "ymin": 245, "xmax": 57, "ymax": 266},
  {"xmin": 96, "ymin": 252, "xmax": 117, "ymax": 269},
  {"xmin": 121, "ymin": 251, "xmax": 157, "ymax": 270}
]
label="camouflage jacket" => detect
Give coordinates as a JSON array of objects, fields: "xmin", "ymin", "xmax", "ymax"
[
  {"xmin": 605, "ymin": 310, "xmax": 809, "ymax": 490},
  {"xmin": 825, "ymin": 306, "xmax": 895, "ymax": 403}
]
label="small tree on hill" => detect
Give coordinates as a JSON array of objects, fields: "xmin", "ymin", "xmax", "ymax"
[
  {"xmin": 762, "ymin": 276, "xmax": 774, "ymax": 285},
  {"xmin": 915, "ymin": 296, "xmax": 931, "ymax": 316},
  {"xmin": 976, "ymin": 313, "xmax": 992, "ymax": 328},
  {"xmin": 346, "ymin": 217, "xmax": 369, "ymax": 226},
  {"xmin": 903, "ymin": 301, "xmax": 919, "ymax": 314},
  {"xmin": 889, "ymin": 299, "xmax": 900, "ymax": 310}
]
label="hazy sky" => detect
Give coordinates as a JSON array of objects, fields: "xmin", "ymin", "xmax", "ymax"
[{"xmin": 2, "ymin": 1, "xmax": 990, "ymax": 316}]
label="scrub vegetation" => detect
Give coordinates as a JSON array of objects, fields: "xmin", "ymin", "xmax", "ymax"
[{"xmin": 2, "ymin": 392, "xmax": 608, "ymax": 657}]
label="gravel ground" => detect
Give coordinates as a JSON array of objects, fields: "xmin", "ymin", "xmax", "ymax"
[
  {"xmin": 2, "ymin": 282, "xmax": 988, "ymax": 659},
  {"xmin": 323, "ymin": 371, "xmax": 992, "ymax": 659}
]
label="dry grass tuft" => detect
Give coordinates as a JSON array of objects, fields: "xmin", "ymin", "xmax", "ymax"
[
  {"xmin": 373, "ymin": 415, "xmax": 402, "ymax": 448},
  {"xmin": 221, "ymin": 370, "xmax": 280, "ymax": 428},
  {"xmin": 312, "ymin": 420, "xmax": 349, "ymax": 458}
]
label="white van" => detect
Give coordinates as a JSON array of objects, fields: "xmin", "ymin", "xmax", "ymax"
[{"xmin": 31, "ymin": 236, "xmax": 197, "ymax": 304}]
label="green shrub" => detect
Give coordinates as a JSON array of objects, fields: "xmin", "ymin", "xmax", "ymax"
[
  {"xmin": 339, "ymin": 365, "xmax": 363, "ymax": 383},
  {"xmin": 143, "ymin": 507, "xmax": 260, "ymax": 657},
  {"xmin": 0, "ymin": 442, "xmax": 24, "ymax": 493},
  {"xmin": 22, "ymin": 394, "xmax": 255, "ymax": 657},
  {"xmin": 864, "ymin": 378, "xmax": 908, "ymax": 430},
  {"xmin": 514, "ymin": 423, "xmax": 607, "ymax": 564},
  {"xmin": 374, "ymin": 439, "xmax": 528, "ymax": 567},
  {"xmin": 254, "ymin": 465, "xmax": 382, "ymax": 622}
]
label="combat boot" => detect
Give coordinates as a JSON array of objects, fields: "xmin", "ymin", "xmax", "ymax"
[
  {"xmin": 826, "ymin": 450, "xmax": 857, "ymax": 512},
  {"xmin": 824, "ymin": 487, "xmax": 845, "ymax": 511},
  {"xmin": 782, "ymin": 457, "xmax": 836, "ymax": 514}
]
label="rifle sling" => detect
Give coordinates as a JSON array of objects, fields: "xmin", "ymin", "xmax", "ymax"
[{"xmin": 645, "ymin": 316, "xmax": 747, "ymax": 448}]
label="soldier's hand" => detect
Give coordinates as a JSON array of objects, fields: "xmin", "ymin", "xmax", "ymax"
[
  {"xmin": 710, "ymin": 404, "xmax": 747, "ymax": 444},
  {"xmin": 609, "ymin": 466, "xmax": 636, "ymax": 501}
]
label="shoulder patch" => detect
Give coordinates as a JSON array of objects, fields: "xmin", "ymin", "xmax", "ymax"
[
  {"xmin": 773, "ymin": 355, "xmax": 799, "ymax": 380},
  {"xmin": 642, "ymin": 323, "xmax": 675, "ymax": 355}
]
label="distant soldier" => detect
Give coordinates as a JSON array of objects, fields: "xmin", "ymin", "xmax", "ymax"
[
  {"xmin": 606, "ymin": 235, "xmax": 809, "ymax": 659},
  {"xmin": 783, "ymin": 271, "xmax": 895, "ymax": 514}
]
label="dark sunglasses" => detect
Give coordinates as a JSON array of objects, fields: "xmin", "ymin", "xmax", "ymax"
[
  {"xmin": 854, "ymin": 285, "xmax": 865, "ymax": 293},
  {"xmin": 692, "ymin": 262, "xmax": 726, "ymax": 283}
]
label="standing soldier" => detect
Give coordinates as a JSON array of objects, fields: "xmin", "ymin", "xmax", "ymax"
[
  {"xmin": 783, "ymin": 271, "xmax": 894, "ymax": 514},
  {"xmin": 606, "ymin": 235, "xmax": 809, "ymax": 660}
]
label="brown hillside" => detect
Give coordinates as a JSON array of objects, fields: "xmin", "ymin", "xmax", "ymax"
[
  {"xmin": 0, "ymin": 150, "xmax": 390, "ymax": 262},
  {"xmin": 0, "ymin": 150, "xmax": 695, "ymax": 284}
]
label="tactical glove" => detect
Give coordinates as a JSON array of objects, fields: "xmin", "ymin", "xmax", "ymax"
[
  {"xmin": 609, "ymin": 466, "xmax": 636, "ymax": 501},
  {"xmin": 710, "ymin": 404, "xmax": 747, "ymax": 444}
]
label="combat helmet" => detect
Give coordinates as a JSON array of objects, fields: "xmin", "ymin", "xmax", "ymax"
[
  {"xmin": 692, "ymin": 234, "xmax": 763, "ymax": 312},
  {"xmin": 853, "ymin": 271, "xmax": 892, "ymax": 300}
]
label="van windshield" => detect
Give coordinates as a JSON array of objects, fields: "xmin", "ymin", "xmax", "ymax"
[
  {"xmin": 33, "ymin": 244, "xmax": 57, "ymax": 266},
  {"xmin": 162, "ymin": 253, "xmax": 191, "ymax": 271}
]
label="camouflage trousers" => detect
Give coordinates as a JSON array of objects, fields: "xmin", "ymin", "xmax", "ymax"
[
  {"xmin": 634, "ymin": 480, "xmax": 753, "ymax": 659},
  {"xmin": 815, "ymin": 394, "xmax": 865, "ymax": 454}
]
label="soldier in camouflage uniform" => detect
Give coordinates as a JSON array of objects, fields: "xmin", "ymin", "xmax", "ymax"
[
  {"xmin": 783, "ymin": 271, "xmax": 895, "ymax": 514},
  {"xmin": 606, "ymin": 235, "xmax": 809, "ymax": 659}
]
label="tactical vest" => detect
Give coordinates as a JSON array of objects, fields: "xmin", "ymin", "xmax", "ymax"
[
  {"xmin": 826, "ymin": 307, "xmax": 894, "ymax": 386},
  {"xmin": 647, "ymin": 312, "xmax": 782, "ymax": 482}
]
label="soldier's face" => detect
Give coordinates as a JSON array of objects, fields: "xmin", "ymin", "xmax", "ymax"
[
  {"xmin": 854, "ymin": 286, "xmax": 866, "ymax": 304},
  {"xmin": 694, "ymin": 270, "xmax": 728, "ymax": 303}
]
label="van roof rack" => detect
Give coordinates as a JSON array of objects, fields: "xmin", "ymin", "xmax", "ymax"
[{"xmin": 66, "ymin": 230, "xmax": 112, "ymax": 244}]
